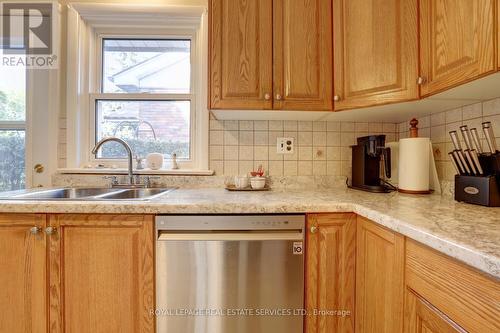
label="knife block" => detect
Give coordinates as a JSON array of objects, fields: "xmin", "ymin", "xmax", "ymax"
[
  {"xmin": 478, "ymin": 153, "xmax": 500, "ymax": 175},
  {"xmin": 454, "ymin": 175, "xmax": 500, "ymax": 207}
]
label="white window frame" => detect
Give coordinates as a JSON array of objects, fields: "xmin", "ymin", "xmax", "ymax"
[
  {"xmin": 90, "ymin": 30, "xmax": 196, "ymax": 167},
  {"xmin": 66, "ymin": 4, "xmax": 209, "ymax": 172}
]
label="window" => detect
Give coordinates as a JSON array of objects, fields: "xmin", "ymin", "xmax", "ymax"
[
  {"xmin": 66, "ymin": 4, "xmax": 209, "ymax": 171},
  {"xmin": 92, "ymin": 38, "xmax": 193, "ymax": 162},
  {"xmin": 0, "ymin": 65, "xmax": 26, "ymax": 191}
]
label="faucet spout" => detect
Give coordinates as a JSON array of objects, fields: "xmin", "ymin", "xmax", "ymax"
[{"xmin": 92, "ymin": 137, "xmax": 134, "ymax": 185}]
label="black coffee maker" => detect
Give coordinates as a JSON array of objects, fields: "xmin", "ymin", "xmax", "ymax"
[{"xmin": 349, "ymin": 135, "xmax": 392, "ymax": 193}]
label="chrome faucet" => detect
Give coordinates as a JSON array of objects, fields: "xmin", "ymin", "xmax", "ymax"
[{"xmin": 92, "ymin": 137, "xmax": 135, "ymax": 185}]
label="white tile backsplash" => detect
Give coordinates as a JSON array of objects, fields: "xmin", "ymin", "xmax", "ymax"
[{"xmin": 210, "ymin": 119, "xmax": 397, "ymax": 177}]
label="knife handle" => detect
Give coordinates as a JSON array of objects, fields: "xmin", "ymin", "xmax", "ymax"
[
  {"xmin": 470, "ymin": 149, "xmax": 484, "ymax": 175},
  {"xmin": 482, "ymin": 122, "xmax": 498, "ymax": 154},
  {"xmin": 449, "ymin": 131, "xmax": 462, "ymax": 150},
  {"xmin": 448, "ymin": 152, "xmax": 461, "ymax": 175},
  {"xmin": 452, "ymin": 150, "xmax": 466, "ymax": 174},
  {"xmin": 459, "ymin": 125, "xmax": 473, "ymax": 150},
  {"xmin": 470, "ymin": 128, "xmax": 483, "ymax": 154},
  {"xmin": 463, "ymin": 150, "xmax": 477, "ymax": 175},
  {"xmin": 456, "ymin": 150, "xmax": 471, "ymax": 174}
]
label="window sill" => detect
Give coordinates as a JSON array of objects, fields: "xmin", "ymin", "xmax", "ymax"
[{"xmin": 57, "ymin": 168, "xmax": 214, "ymax": 176}]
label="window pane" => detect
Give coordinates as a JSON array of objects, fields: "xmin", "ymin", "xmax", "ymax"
[
  {"xmin": 0, "ymin": 66, "xmax": 26, "ymax": 121},
  {"xmin": 96, "ymin": 100, "xmax": 190, "ymax": 160},
  {"xmin": 0, "ymin": 130, "xmax": 25, "ymax": 191},
  {"xmin": 102, "ymin": 39, "xmax": 191, "ymax": 94}
]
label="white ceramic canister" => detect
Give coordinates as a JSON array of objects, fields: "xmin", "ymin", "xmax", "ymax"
[{"xmin": 146, "ymin": 153, "xmax": 164, "ymax": 170}]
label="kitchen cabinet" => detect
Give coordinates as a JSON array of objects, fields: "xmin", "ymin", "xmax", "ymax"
[
  {"xmin": 0, "ymin": 214, "xmax": 47, "ymax": 333},
  {"xmin": 209, "ymin": 0, "xmax": 273, "ymax": 109},
  {"xmin": 332, "ymin": 0, "xmax": 419, "ymax": 110},
  {"xmin": 48, "ymin": 214, "xmax": 155, "ymax": 333},
  {"xmin": 209, "ymin": 0, "xmax": 333, "ymax": 111},
  {"xmin": 0, "ymin": 213, "xmax": 154, "ymax": 333},
  {"xmin": 419, "ymin": 0, "xmax": 496, "ymax": 97},
  {"xmin": 273, "ymin": 0, "xmax": 333, "ymax": 110},
  {"xmin": 305, "ymin": 213, "xmax": 356, "ymax": 333},
  {"xmin": 404, "ymin": 289, "xmax": 466, "ymax": 333},
  {"xmin": 355, "ymin": 216, "xmax": 405, "ymax": 333},
  {"xmin": 405, "ymin": 239, "xmax": 500, "ymax": 333}
]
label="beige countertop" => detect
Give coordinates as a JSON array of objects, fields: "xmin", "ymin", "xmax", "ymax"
[{"xmin": 0, "ymin": 187, "xmax": 498, "ymax": 279}]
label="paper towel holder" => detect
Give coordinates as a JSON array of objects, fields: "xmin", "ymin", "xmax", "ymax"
[
  {"xmin": 409, "ymin": 118, "xmax": 419, "ymax": 138},
  {"xmin": 398, "ymin": 118, "xmax": 433, "ymax": 194}
]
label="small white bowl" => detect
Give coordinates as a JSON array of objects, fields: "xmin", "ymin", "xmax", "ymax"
[{"xmin": 250, "ymin": 177, "xmax": 266, "ymax": 189}]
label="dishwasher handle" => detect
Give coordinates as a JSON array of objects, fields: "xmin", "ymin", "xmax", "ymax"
[{"xmin": 158, "ymin": 231, "xmax": 303, "ymax": 241}]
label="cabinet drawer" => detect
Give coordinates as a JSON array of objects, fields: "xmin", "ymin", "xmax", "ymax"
[{"xmin": 405, "ymin": 239, "xmax": 500, "ymax": 332}]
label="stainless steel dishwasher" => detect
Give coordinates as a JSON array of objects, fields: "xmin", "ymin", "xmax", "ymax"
[{"xmin": 156, "ymin": 215, "xmax": 305, "ymax": 333}]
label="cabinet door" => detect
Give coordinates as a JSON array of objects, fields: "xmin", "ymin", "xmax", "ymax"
[
  {"xmin": 404, "ymin": 289, "xmax": 466, "ymax": 333},
  {"xmin": 333, "ymin": 0, "xmax": 418, "ymax": 110},
  {"xmin": 209, "ymin": 0, "xmax": 273, "ymax": 109},
  {"xmin": 406, "ymin": 239, "xmax": 500, "ymax": 332},
  {"xmin": 0, "ymin": 214, "xmax": 47, "ymax": 333},
  {"xmin": 419, "ymin": 0, "xmax": 496, "ymax": 96},
  {"xmin": 355, "ymin": 216, "xmax": 405, "ymax": 333},
  {"xmin": 273, "ymin": 0, "xmax": 333, "ymax": 111},
  {"xmin": 48, "ymin": 214, "xmax": 154, "ymax": 333},
  {"xmin": 305, "ymin": 213, "xmax": 356, "ymax": 333}
]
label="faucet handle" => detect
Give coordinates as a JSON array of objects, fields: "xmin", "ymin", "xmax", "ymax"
[
  {"xmin": 144, "ymin": 176, "xmax": 161, "ymax": 188},
  {"xmin": 104, "ymin": 176, "xmax": 118, "ymax": 186}
]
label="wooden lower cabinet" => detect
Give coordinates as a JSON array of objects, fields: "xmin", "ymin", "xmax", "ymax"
[
  {"xmin": 405, "ymin": 239, "xmax": 500, "ymax": 333},
  {"xmin": 305, "ymin": 213, "xmax": 356, "ymax": 333},
  {"xmin": 404, "ymin": 289, "xmax": 466, "ymax": 333},
  {"xmin": 0, "ymin": 214, "xmax": 47, "ymax": 333},
  {"xmin": 355, "ymin": 216, "xmax": 405, "ymax": 333},
  {"xmin": 48, "ymin": 214, "xmax": 155, "ymax": 333}
]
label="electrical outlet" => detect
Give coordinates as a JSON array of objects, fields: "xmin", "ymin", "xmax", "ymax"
[{"xmin": 277, "ymin": 137, "xmax": 294, "ymax": 154}]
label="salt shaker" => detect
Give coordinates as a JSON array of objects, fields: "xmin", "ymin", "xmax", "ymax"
[{"xmin": 171, "ymin": 153, "xmax": 179, "ymax": 170}]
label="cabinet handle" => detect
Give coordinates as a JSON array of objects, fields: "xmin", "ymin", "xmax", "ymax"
[
  {"xmin": 333, "ymin": 95, "xmax": 341, "ymax": 102},
  {"xmin": 417, "ymin": 76, "xmax": 427, "ymax": 85},
  {"xmin": 275, "ymin": 94, "xmax": 282, "ymax": 101},
  {"xmin": 45, "ymin": 226, "xmax": 57, "ymax": 235},
  {"xmin": 310, "ymin": 226, "xmax": 318, "ymax": 234},
  {"xmin": 264, "ymin": 93, "xmax": 271, "ymax": 101},
  {"xmin": 30, "ymin": 226, "xmax": 41, "ymax": 235}
]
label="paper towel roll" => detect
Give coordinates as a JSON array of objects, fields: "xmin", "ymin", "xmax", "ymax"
[{"xmin": 398, "ymin": 137, "xmax": 430, "ymax": 193}]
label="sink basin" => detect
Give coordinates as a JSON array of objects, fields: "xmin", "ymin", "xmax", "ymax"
[
  {"xmin": 1, "ymin": 187, "xmax": 176, "ymax": 201},
  {"xmin": 9, "ymin": 188, "xmax": 120, "ymax": 200},
  {"xmin": 97, "ymin": 188, "xmax": 174, "ymax": 200}
]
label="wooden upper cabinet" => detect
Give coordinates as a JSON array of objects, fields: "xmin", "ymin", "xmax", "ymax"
[
  {"xmin": 209, "ymin": 0, "xmax": 273, "ymax": 109},
  {"xmin": 305, "ymin": 213, "xmax": 356, "ymax": 333},
  {"xmin": 48, "ymin": 214, "xmax": 155, "ymax": 333},
  {"xmin": 419, "ymin": 0, "xmax": 496, "ymax": 97},
  {"xmin": 273, "ymin": 0, "xmax": 333, "ymax": 110},
  {"xmin": 356, "ymin": 216, "xmax": 405, "ymax": 333},
  {"xmin": 0, "ymin": 214, "xmax": 47, "ymax": 333},
  {"xmin": 333, "ymin": 0, "xmax": 419, "ymax": 110}
]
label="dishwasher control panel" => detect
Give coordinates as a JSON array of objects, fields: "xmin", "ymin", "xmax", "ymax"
[{"xmin": 155, "ymin": 215, "xmax": 305, "ymax": 232}]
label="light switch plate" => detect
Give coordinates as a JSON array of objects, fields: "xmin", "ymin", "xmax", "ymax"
[{"xmin": 277, "ymin": 137, "xmax": 294, "ymax": 154}]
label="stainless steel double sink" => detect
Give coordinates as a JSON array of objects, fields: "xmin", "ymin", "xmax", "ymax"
[{"xmin": 0, "ymin": 187, "xmax": 176, "ymax": 201}]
